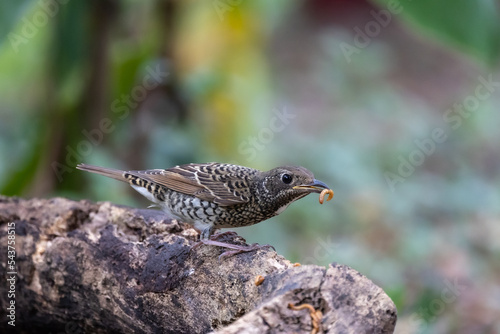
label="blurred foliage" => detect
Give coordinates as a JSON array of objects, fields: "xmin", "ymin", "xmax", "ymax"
[
  {"xmin": 1, "ymin": 0, "xmax": 500, "ymax": 333},
  {"xmin": 372, "ymin": 0, "xmax": 500, "ymax": 66}
]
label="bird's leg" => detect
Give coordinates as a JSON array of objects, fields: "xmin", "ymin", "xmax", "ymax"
[
  {"xmin": 192, "ymin": 227, "xmax": 275, "ymax": 260},
  {"xmin": 218, "ymin": 243, "xmax": 275, "ymax": 260},
  {"xmin": 198, "ymin": 239, "xmax": 275, "ymax": 260},
  {"xmin": 209, "ymin": 231, "xmax": 239, "ymax": 241}
]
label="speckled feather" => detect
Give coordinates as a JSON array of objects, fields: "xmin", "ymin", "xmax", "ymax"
[{"xmin": 76, "ymin": 162, "xmax": 329, "ymax": 239}]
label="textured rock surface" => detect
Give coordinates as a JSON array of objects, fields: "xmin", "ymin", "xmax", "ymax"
[{"xmin": 0, "ymin": 196, "xmax": 397, "ymax": 333}]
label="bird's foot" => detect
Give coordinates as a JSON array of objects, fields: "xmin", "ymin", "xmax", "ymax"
[
  {"xmin": 209, "ymin": 231, "xmax": 240, "ymax": 241},
  {"xmin": 217, "ymin": 242, "xmax": 275, "ymax": 260},
  {"xmin": 209, "ymin": 231, "xmax": 247, "ymax": 243},
  {"xmin": 193, "ymin": 239, "xmax": 275, "ymax": 260},
  {"xmin": 191, "ymin": 231, "xmax": 240, "ymax": 251}
]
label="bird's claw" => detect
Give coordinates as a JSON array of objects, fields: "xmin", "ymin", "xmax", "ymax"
[
  {"xmin": 218, "ymin": 243, "xmax": 275, "ymax": 261},
  {"xmin": 209, "ymin": 231, "xmax": 241, "ymax": 241},
  {"xmin": 192, "ymin": 238, "xmax": 275, "ymax": 260}
]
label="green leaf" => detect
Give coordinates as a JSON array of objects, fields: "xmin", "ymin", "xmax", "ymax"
[{"xmin": 371, "ymin": 0, "xmax": 500, "ymax": 66}]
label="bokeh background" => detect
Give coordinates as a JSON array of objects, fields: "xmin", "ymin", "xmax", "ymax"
[{"xmin": 1, "ymin": 0, "xmax": 500, "ymax": 333}]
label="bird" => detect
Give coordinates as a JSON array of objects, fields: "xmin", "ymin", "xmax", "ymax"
[{"xmin": 76, "ymin": 162, "xmax": 332, "ymax": 258}]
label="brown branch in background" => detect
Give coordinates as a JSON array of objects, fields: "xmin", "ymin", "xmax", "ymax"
[
  {"xmin": 29, "ymin": 0, "xmax": 119, "ymax": 196},
  {"xmin": 123, "ymin": 0, "xmax": 189, "ymax": 172}
]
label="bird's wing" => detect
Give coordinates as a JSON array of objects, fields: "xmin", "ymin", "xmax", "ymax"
[{"xmin": 130, "ymin": 163, "xmax": 258, "ymax": 206}]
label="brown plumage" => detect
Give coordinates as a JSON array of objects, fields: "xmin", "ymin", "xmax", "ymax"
[{"xmin": 77, "ymin": 162, "xmax": 332, "ymax": 257}]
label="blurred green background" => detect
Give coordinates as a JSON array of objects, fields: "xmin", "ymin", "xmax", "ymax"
[{"xmin": 1, "ymin": 0, "xmax": 500, "ymax": 333}]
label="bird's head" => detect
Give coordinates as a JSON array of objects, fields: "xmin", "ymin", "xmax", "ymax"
[{"xmin": 258, "ymin": 166, "xmax": 330, "ymax": 209}]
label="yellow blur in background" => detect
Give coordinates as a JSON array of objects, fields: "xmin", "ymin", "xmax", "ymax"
[{"xmin": 1, "ymin": 1, "xmax": 500, "ymax": 333}]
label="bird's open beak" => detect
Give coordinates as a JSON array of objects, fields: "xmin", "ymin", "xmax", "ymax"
[{"xmin": 293, "ymin": 179, "xmax": 330, "ymax": 194}]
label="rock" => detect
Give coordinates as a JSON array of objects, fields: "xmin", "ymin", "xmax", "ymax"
[{"xmin": 0, "ymin": 196, "xmax": 396, "ymax": 333}]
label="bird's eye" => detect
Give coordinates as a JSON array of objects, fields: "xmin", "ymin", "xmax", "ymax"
[{"xmin": 281, "ymin": 173, "xmax": 293, "ymax": 184}]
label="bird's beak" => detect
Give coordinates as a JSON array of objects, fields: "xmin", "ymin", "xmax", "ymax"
[{"xmin": 293, "ymin": 179, "xmax": 330, "ymax": 194}]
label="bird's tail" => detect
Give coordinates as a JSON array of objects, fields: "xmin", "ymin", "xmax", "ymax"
[{"xmin": 76, "ymin": 163, "xmax": 128, "ymax": 182}]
